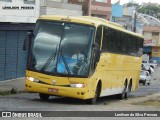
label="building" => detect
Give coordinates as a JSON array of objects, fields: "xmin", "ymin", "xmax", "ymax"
[
  {"xmin": 0, "ymin": 0, "xmax": 39, "ymax": 23},
  {"xmin": 110, "ymin": 4, "xmax": 123, "ymax": 22},
  {"xmin": 137, "ymin": 14, "xmax": 160, "ymax": 63},
  {"xmin": 40, "ymin": 0, "xmax": 82, "ymax": 16},
  {"xmin": 0, "ymin": 0, "xmax": 82, "ymax": 81},
  {"xmin": 0, "ymin": 0, "xmax": 38, "ymax": 81},
  {"xmin": 143, "ymin": 25, "xmax": 160, "ymax": 62},
  {"xmin": 69, "ymin": 0, "xmax": 111, "ymax": 20},
  {"xmin": 110, "ymin": 4, "xmax": 123, "ymax": 25}
]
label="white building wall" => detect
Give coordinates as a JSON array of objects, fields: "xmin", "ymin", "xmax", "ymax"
[
  {"xmin": 40, "ymin": 7, "xmax": 82, "ymax": 16},
  {"xmin": 144, "ymin": 32, "xmax": 152, "ymax": 40},
  {"xmin": 0, "ymin": 0, "xmax": 82, "ymax": 23},
  {"xmin": 40, "ymin": 0, "xmax": 82, "ymax": 16},
  {"xmin": 0, "ymin": 0, "xmax": 40, "ymax": 23}
]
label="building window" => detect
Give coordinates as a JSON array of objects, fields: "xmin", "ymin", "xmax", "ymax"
[
  {"xmin": 78, "ymin": 0, "xmax": 85, "ymax": 2},
  {"xmin": 154, "ymin": 50, "xmax": 158, "ymax": 54},
  {"xmin": 152, "ymin": 32, "xmax": 159, "ymax": 36},
  {"xmin": 94, "ymin": 0, "xmax": 107, "ymax": 3},
  {"xmin": 24, "ymin": 0, "xmax": 35, "ymax": 4}
]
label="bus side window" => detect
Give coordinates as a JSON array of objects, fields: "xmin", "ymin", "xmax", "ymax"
[
  {"xmin": 102, "ymin": 27, "xmax": 108, "ymax": 52},
  {"xmin": 91, "ymin": 26, "xmax": 102, "ymax": 73},
  {"xmin": 121, "ymin": 32, "xmax": 126, "ymax": 53},
  {"xmin": 108, "ymin": 28, "xmax": 116, "ymax": 52},
  {"xmin": 116, "ymin": 31, "xmax": 122, "ymax": 52},
  {"xmin": 95, "ymin": 26, "xmax": 102, "ymax": 49},
  {"xmin": 128, "ymin": 35, "xmax": 133, "ymax": 54}
]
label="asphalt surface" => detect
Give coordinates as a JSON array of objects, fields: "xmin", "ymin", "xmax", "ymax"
[{"xmin": 0, "ymin": 67, "xmax": 160, "ymax": 119}]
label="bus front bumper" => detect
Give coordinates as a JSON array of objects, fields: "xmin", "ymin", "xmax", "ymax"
[{"xmin": 25, "ymin": 79, "xmax": 91, "ymax": 100}]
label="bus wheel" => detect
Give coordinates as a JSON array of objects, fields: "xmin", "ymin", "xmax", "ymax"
[
  {"xmin": 118, "ymin": 82, "xmax": 127, "ymax": 100},
  {"xmin": 87, "ymin": 85, "xmax": 99, "ymax": 104},
  {"xmin": 125, "ymin": 82, "xmax": 132, "ymax": 99},
  {"xmin": 39, "ymin": 93, "xmax": 49, "ymax": 100}
]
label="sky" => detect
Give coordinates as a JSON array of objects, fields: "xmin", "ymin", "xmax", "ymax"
[{"xmin": 111, "ymin": 0, "xmax": 160, "ymax": 5}]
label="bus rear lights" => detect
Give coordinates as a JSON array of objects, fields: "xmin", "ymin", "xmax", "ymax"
[
  {"xmin": 70, "ymin": 83, "xmax": 87, "ymax": 88},
  {"xmin": 26, "ymin": 77, "xmax": 39, "ymax": 83}
]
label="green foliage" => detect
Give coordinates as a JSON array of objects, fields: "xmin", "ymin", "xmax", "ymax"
[
  {"xmin": 124, "ymin": 2, "xmax": 139, "ymax": 7},
  {"xmin": 137, "ymin": 4, "xmax": 160, "ymax": 17},
  {"xmin": 0, "ymin": 91, "xmax": 11, "ymax": 96},
  {"xmin": 124, "ymin": 2, "xmax": 160, "ymax": 18}
]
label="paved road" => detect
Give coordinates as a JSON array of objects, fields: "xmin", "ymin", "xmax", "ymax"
[
  {"xmin": 0, "ymin": 67, "xmax": 160, "ymax": 119},
  {"xmin": 130, "ymin": 66, "xmax": 160, "ymax": 97}
]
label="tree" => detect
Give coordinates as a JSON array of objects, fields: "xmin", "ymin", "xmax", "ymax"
[
  {"xmin": 137, "ymin": 4, "xmax": 160, "ymax": 18},
  {"xmin": 123, "ymin": 2, "xmax": 139, "ymax": 7}
]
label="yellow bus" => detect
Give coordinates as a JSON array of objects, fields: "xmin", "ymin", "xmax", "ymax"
[{"xmin": 24, "ymin": 15, "xmax": 144, "ymax": 104}]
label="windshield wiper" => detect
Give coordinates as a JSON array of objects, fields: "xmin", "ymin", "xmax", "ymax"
[
  {"xmin": 40, "ymin": 45, "xmax": 58, "ymax": 71},
  {"xmin": 60, "ymin": 50, "xmax": 71, "ymax": 75}
]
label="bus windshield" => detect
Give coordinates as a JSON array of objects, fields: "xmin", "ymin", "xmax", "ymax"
[{"xmin": 29, "ymin": 21, "xmax": 95, "ymax": 77}]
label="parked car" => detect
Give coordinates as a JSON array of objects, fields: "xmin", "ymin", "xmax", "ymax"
[
  {"xmin": 141, "ymin": 63, "xmax": 150, "ymax": 70},
  {"xmin": 149, "ymin": 59, "xmax": 158, "ymax": 68},
  {"xmin": 149, "ymin": 66, "xmax": 154, "ymax": 75},
  {"xmin": 139, "ymin": 70, "xmax": 151, "ymax": 85},
  {"xmin": 142, "ymin": 60, "xmax": 158, "ymax": 69},
  {"xmin": 141, "ymin": 63, "xmax": 154, "ymax": 74}
]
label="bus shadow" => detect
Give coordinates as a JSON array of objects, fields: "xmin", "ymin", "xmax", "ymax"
[
  {"xmin": 30, "ymin": 94, "xmax": 127, "ymax": 105},
  {"xmin": 31, "ymin": 96, "xmax": 86, "ymax": 105}
]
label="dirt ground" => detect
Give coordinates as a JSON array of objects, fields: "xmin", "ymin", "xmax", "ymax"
[{"xmin": 103, "ymin": 92, "xmax": 160, "ymax": 111}]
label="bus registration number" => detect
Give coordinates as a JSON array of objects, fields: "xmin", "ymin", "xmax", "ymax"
[{"xmin": 48, "ymin": 88, "xmax": 58, "ymax": 93}]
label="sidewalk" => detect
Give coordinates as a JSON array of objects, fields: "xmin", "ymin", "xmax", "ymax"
[{"xmin": 0, "ymin": 78, "xmax": 25, "ymax": 92}]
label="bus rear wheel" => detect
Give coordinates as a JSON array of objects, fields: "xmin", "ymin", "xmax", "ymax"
[
  {"xmin": 118, "ymin": 81, "xmax": 127, "ymax": 100},
  {"xmin": 39, "ymin": 93, "xmax": 49, "ymax": 100},
  {"xmin": 125, "ymin": 82, "xmax": 132, "ymax": 98}
]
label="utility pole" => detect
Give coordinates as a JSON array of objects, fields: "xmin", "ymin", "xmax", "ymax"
[
  {"xmin": 88, "ymin": 0, "xmax": 91, "ymax": 16},
  {"xmin": 132, "ymin": 9, "xmax": 137, "ymax": 32}
]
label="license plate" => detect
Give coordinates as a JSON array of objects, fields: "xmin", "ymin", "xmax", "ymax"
[{"xmin": 48, "ymin": 88, "xmax": 58, "ymax": 93}]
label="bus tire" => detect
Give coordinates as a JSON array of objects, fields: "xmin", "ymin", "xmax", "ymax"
[
  {"xmin": 87, "ymin": 83, "xmax": 100, "ymax": 104},
  {"xmin": 125, "ymin": 81, "xmax": 132, "ymax": 98},
  {"xmin": 39, "ymin": 93, "xmax": 49, "ymax": 100},
  {"xmin": 118, "ymin": 81, "xmax": 127, "ymax": 100}
]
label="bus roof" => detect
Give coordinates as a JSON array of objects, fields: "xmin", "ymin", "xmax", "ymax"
[{"xmin": 38, "ymin": 15, "xmax": 144, "ymax": 38}]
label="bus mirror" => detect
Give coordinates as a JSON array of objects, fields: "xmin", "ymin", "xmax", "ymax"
[
  {"xmin": 23, "ymin": 32, "xmax": 33, "ymax": 51},
  {"xmin": 27, "ymin": 32, "xmax": 33, "ymax": 36}
]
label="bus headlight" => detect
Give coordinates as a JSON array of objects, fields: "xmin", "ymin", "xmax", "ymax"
[
  {"xmin": 70, "ymin": 83, "xmax": 87, "ymax": 88},
  {"xmin": 26, "ymin": 77, "xmax": 39, "ymax": 83}
]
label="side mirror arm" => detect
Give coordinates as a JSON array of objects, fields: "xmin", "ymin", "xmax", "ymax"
[{"xmin": 23, "ymin": 32, "xmax": 33, "ymax": 51}]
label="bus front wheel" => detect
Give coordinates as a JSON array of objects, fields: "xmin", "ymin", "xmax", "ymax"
[
  {"xmin": 87, "ymin": 85, "xmax": 100, "ymax": 104},
  {"xmin": 39, "ymin": 93, "xmax": 49, "ymax": 100}
]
